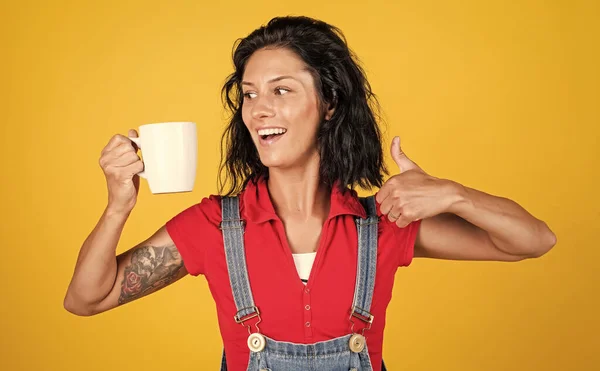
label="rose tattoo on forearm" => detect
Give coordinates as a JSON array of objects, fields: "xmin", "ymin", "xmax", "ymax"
[{"xmin": 118, "ymin": 244, "xmax": 184, "ymax": 304}]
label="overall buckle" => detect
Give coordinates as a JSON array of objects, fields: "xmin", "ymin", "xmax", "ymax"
[
  {"xmin": 234, "ymin": 306, "xmax": 262, "ymax": 334},
  {"xmin": 349, "ymin": 306, "xmax": 374, "ymax": 335},
  {"xmin": 219, "ymin": 219, "xmax": 246, "ymax": 232}
]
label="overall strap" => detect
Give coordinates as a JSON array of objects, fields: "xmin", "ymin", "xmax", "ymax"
[
  {"xmin": 350, "ymin": 195, "xmax": 379, "ymax": 331},
  {"xmin": 220, "ymin": 196, "xmax": 260, "ymax": 326}
]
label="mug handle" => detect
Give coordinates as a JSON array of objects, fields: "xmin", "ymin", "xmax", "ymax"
[{"xmin": 128, "ymin": 136, "xmax": 147, "ymax": 179}]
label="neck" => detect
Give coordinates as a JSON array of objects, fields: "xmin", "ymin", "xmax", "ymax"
[{"xmin": 266, "ymin": 156, "xmax": 330, "ymax": 221}]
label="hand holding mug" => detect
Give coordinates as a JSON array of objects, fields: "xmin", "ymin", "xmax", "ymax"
[
  {"xmin": 99, "ymin": 129, "xmax": 144, "ymax": 215},
  {"xmin": 99, "ymin": 121, "xmax": 197, "ymax": 215}
]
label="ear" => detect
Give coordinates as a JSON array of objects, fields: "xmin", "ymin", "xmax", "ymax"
[
  {"xmin": 324, "ymin": 89, "xmax": 337, "ymax": 121},
  {"xmin": 324, "ymin": 105, "xmax": 335, "ymax": 121}
]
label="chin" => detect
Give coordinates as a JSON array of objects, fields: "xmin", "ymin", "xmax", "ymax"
[
  {"xmin": 259, "ymin": 156, "xmax": 288, "ymax": 169},
  {"xmin": 258, "ymin": 147, "xmax": 317, "ymax": 171},
  {"xmin": 259, "ymin": 149, "xmax": 303, "ymax": 168}
]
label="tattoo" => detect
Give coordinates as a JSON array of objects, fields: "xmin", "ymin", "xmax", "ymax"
[{"xmin": 118, "ymin": 244, "xmax": 184, "ymax": 305}]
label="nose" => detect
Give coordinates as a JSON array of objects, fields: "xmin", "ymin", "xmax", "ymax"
[{"xmin": 251, "ymin": 95, "xmax": 275, "ymax": 120}]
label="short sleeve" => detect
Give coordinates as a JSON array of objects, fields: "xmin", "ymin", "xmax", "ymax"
[
  {"xmin": 394, "ymin": 219, "xmax": 422, "ymax": 267},
  {"xmin": 165, "ymin": 195, "xmax": 222, "ymax": 276}
]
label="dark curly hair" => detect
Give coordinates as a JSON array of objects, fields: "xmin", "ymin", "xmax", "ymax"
[{"xmin": 218, "ymin": 16, "xmax": 388, "ymax": 195}]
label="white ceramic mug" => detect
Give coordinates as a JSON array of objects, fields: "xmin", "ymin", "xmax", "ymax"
[{"xmin": 128, "ymin": 122, "xmax": 197, "ymax": 194}]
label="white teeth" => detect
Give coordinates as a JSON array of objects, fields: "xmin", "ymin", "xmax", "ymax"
[{"xmin": 258, "ymin": 128, "xmax": 287, "ymax": 136}]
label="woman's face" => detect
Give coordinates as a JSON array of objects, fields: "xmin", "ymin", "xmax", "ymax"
[{"xmin": 241, "ymin": 47, "xmax": 331, "ymax": 170}]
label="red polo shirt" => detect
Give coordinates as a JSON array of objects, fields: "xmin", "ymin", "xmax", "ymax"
[{"xmin": 165, "ymin": 177, "xmax": 421, "ymax": 371}]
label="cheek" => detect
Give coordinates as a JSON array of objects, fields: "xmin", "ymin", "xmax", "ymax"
[{"xmin": 282, "ymin": 98, "xmax": 321, "ymax": 132}]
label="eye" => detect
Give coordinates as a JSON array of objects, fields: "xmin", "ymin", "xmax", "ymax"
[
  {"xmin": 243, "ymin": 92, "xmax": 257, "ymax": 99},
  {"xmin": 275, "ymin": 87, "xmax": 290, "ymax": 95}
]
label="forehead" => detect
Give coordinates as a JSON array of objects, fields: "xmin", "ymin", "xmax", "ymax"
[{"xmin": 243, "ymin": 47, "xmax": 310, "ymax": 82}]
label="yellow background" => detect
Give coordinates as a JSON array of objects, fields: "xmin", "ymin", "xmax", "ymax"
[{"xmin": 1, "ymin": 0, "xmax": 598, "ymax": 370}]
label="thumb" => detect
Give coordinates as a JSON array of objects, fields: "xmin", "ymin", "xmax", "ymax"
[
  {"xmin": 128, "ymin": 129, "xmax": 140, "ymax": 151},
  {"xmin": 391, "ymin": 136, "xmax": 420, "ymax": 173}
]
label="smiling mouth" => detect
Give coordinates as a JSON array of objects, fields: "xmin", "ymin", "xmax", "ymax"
[
  {"xmin": 258, "ymin": 128, "xmax": 287, "ymax": 141},
  {"xmin": 261, "ymin": 133, "xmax": 284, "ymax": 140}
]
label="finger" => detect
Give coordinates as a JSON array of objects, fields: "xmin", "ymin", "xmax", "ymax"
[
  {"xmin": 391, "ymin": 136, "xmax": 420, "ymax": 173},
  {"xmin": 386, "ymin": 206, "xmax": 402, "ymax": 223},
  {"xmin": 99, "ymin": 142, "xmax": 137, "ymax": 170},
  {"xmin": 107, "ymin": 141, "xmax": 137, "ymax": 159},
  {"xmin": 395, "ymin": 218, "xmax": 410, "ymax": 229},
  {"xmin": 112, "ymin": 151, "xmax": 142, "ymax": 168},
  {"xmin": 375, "ymin": 182, "xmax": 393, "ymax": 205},
  {"xmin": 396, "ymin": 215, "xmax": 419, "ymax": 228},
  {"xmin": 127, "ymin": 129, "xmax": 140, "ymax": 151},
  {"xmin": 123, "ymin": 160, "xmax": 144, "ymax": 176},
  {"xmin": 103, "ymin": 134, "xmax": 130, "ymax": 154},
  {"xmin": 378, "ymin": 196, "xmax": 403, "ymax": 223},
  {"xmin": 395, "ymin": 210, "xmax": 418, "ymax": 228},
  {"xmin": 378, "ymin": 197, "xmax": 395, "ymax": 216}
]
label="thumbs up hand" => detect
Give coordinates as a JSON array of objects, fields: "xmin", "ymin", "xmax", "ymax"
[
  {"xmin": 390, "ymin": 136, "xmax": 421, "ymax": 174},
  {"xmin": 375, "ymin": 137, "xmax": 463, "ymax": 228}
]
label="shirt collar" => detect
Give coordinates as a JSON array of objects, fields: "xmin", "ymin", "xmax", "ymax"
[{"xmin": 242, "ymin": 177, "xmax": 367, "ymax": 224}]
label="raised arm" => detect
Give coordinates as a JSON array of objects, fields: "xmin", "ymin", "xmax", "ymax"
[
  {"xmin": 64, "ymin": 130, "xmax": 188, "ymax": 316},
  {"xmin": 376, "ymin": 137, "xmax": 556, "ymax": 261}
]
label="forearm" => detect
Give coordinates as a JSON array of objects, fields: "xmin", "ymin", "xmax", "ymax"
[
  {"xmin": 64, "ymin": 208, "xmax": 129, "ymax": 312},
  {"xmin": 448, "ymin": 182, "xmax": 556, "ymax": 257}
]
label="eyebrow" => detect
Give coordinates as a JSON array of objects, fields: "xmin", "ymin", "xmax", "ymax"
[{"xmin": 241, "ymin": 75, "xmax": 296, "ymax": 87}]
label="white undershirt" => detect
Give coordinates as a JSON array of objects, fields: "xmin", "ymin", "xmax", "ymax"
[{"xmin": 292, "ymin": 252, "xmax": 317, "ymax": 284}]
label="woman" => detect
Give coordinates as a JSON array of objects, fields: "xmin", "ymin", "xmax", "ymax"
[{"xmin": 64, "ymin": 16, "xmax": 557, "ymax": 371}]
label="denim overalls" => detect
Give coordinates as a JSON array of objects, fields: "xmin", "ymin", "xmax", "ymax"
[{"xmin": 219, "ymin": 195, "xmax": 386, "ymax": 371}]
